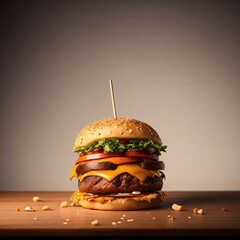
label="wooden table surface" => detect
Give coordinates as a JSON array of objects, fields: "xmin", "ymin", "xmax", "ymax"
[{"xmin": 0, "ymin": 191, "xmax": 239, "ymax": 237}]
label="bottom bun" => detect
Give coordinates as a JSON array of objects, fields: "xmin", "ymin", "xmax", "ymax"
[{"xmin": 70, "ymin": 191, "xmax": 166, "ymax": 211}]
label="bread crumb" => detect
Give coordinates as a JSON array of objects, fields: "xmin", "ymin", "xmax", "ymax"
[
  {"xmin": 193, "ymin": 208, "xmax": 198, "ymax": 214},
  {"xmin": 221, "ymin": 207, "xmax": 229, "ymax": 212},
  {"xmin": 91, "ymin": 220, "xmax": 99, "ymax": 226},
  {"xmin": 42, "ymin": 205, "xmax": 51, "ymax": 211},
  {"xmin": 127, "ymin": 219, "xmax": 134, "ymax": 222},
  {"xmin": 32, "ymin": 196, "xmax": 40, "ymax": 202},
  {"xmin": 60, "ymin": 201, "xmax": 68, "ymax": 208},
  {"xmin": 193, "ymin": 208, "xmax": 204, "ymax": 215},
  {"xmin": 25, "ymin": 206, "xmax": 34, "ymax": 212},
  {"xmin": 172, "ymin": 203, "xmax": 183, "ymax": 211},
  {"xmin": 167, "ymin": 215, "xmax": 174, "ymax": 220},
  {"xmin": 197, "ymin": 209, "xmax": 204, "ymax": 214}
]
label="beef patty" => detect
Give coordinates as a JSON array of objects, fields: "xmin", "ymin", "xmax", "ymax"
[{"xmin": 78, "ymin": 172, "xmax": 165, "ymax": 194}]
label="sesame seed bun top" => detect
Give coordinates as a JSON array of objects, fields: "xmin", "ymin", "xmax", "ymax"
[{"xmin": 73, "ymin": 117, "xmax": 162, "ymax": 152}]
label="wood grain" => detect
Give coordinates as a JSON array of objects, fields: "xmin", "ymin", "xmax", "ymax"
[{"xmin": 0, "ymin": 191, "xmax": 239, "ymax": 237}]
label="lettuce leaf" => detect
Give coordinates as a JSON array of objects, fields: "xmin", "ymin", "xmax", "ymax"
[{"xmin": 74, "ymin": 138, "xmax": 167, "ymax": 156}]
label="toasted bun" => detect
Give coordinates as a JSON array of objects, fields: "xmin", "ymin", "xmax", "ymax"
[
  {"xmin": 73, "ymin": 117, "xmax": 162, "ymax": 151},
  {"xmin": 70, "ymin": 192, "xmax": 166, "ymax": 211},
  {"xmin": 79, "ymin": 197, "xmax": 163, "ymax": 211}
]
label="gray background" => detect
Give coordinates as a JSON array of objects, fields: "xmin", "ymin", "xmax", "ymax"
[{"xmin": 1, "ymin": 0, "xmax": 240, "ymax": 191}]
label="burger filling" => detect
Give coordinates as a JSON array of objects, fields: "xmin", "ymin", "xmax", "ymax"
[{"xmin": 70, "ymin": 138, "xmax": 167, "ymax": 203}]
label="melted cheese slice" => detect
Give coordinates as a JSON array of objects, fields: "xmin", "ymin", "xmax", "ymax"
[
  {"xmin": 70, "ymin": 164, "xmax": 78, "ymax": 180},
  {"xmin": 77, "ymin": 164, "xmax": 160, "ymax": 183}
]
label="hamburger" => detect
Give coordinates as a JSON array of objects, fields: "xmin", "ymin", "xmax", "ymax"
[{"xmin": 69, "ymin": 117, "xmax": 167, "ymax": 210}]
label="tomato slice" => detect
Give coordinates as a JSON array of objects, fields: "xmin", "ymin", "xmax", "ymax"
[
  {"xmin": 76, "ymin": 152, "xmax": 122, "ymax": 163},
  {"xmin": 75, "ymin": 151, "xmax": 158, "ymax": 164},
  {"xmin": 123, "ymin": 152, "xmax": 158, "ymax": 160},
  {"xmin": 76, "ymin": 157, "xmax": 140, "ymax": 165}
]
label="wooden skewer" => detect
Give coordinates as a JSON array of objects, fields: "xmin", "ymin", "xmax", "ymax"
[{"xmin": 109, "ymin": 79, "xmax": 117, "ymax": 118}]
